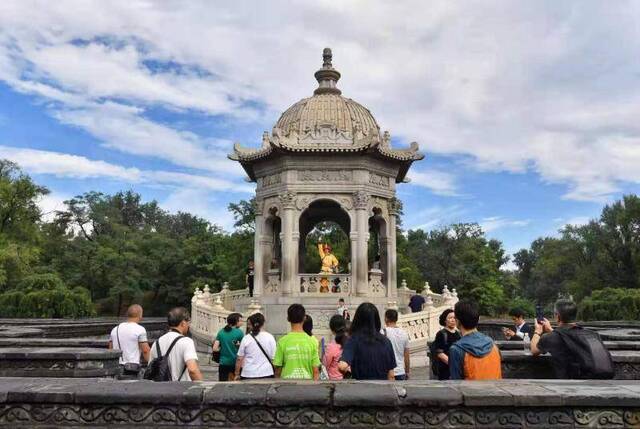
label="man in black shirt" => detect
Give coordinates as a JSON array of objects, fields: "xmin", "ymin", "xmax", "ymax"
[
  {"xmin": 245, "ymin": 261, "xmax": 255, "ymax": 297},
  {"xmin": 531, "ymin": 299, "xmax": 581, "ymax": 379}
]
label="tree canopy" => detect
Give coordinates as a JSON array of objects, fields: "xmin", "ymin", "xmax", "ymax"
[{"xmin": 1, "ymin": 158, "xmax": 639, "ymax": 319}]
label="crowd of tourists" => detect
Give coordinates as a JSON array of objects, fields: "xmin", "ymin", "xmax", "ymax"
[{"xmin": 108, "ymin": 294, "xmax": 613, "ymax": 382}]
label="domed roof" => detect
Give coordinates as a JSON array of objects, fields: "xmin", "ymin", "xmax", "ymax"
[
  {"xmin": 274, "ymin": 93, "xmax": 379, "ymax": 140},
  {"xmin": 229, "ymin": 48, "xmax": 424, "ymax": 179}
]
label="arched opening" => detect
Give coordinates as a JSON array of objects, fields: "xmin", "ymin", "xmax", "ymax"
[{"xmin": 298, "ymin": 199, "xmax": 351, "ymax": 293}]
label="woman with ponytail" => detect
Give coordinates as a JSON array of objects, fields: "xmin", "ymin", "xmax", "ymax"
[
  {"xmin": 322, "ymin": 314, "xmax": 348, "ymax": 380},
  {"xmin": 234, "ymin": 313, "xmax": 276, "ymax": 380}
]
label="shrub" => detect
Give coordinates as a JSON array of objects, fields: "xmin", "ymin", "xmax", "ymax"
[
  {"xmin": 17, "ymin": 273, "xmax": 66, "ymax": 292},
  {"xmin": 0, "ymin": 274, "xmax": 95, "ymax": 318},
  {"xmin": 578, "ymin": 288, "xmax": 640, "ymax": 321}
]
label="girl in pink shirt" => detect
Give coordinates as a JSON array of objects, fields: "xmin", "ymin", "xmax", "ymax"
[{"xmin": 322, "ymin": 315, "xmax": 348, "ymax": 380}]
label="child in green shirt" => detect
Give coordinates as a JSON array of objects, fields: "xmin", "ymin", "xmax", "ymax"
[{"xmin": 274, "ymin": 304, "xmax": 320, "ymax": 380}]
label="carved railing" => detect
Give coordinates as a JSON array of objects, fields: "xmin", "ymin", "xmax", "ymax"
[
  {"xmin": 298, "ymin": 274, "xmax": 351, "ymax": 296},
  {"xmin": 393, "ymin": 281, "xmax": 459, "ymax": 350},
  {"xmin": 190, "ymin": 285, "xmax": 260, "ymax": 343},
  {"xmin": 397, "ymin": 280, "xmax": 458, "ymax": 312}
]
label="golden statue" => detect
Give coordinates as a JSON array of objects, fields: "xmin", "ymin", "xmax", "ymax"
[{"xmin": 318, "ymin": 240, "xmax": 339, "ymax": 293}]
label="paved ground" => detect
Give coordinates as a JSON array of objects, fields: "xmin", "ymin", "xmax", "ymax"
[{"xmin": 197, "ymin": 351, "xmax": 432, "ymax": 381}]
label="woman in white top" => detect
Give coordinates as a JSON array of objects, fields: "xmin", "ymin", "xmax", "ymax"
[{"xmin": 234, "ymin": 313, "xmax": 276, "ymax": 380}]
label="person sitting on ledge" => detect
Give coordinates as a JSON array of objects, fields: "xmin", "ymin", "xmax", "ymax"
[
  {"xmin": 530, "ymin": 299, "xmax": 614, "ymax": 379},
  {"xmin": 503, "ymin": 307, "xmax": 533, "ymax": 341},
  {"xmin": 449, "ymin": 300, "xmax": 502, "ymax": 380}
]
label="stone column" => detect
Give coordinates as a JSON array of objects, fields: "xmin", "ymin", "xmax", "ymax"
[
  {"xmin": 354, "ymin": 191, "xmax": 370, "ymax": 297},
  {"xmin": 253, "ymin": 205, "xmax": 265, "ymax": 297},
  {"xmin": 386, "ymin": 197, "xmax": 402, "ymax": 299},
  {"xmin": 349, "ymin": 230, "xmax": 358, "ymax": 296},
  {"xmin": 279, "ymin": 192, "xmax": 297, "ymax": 295}
]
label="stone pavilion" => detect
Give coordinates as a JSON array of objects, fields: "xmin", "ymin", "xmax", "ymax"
[{"xmin": 228, "ymin": 48, "xmax": 424, "ymax": 334}]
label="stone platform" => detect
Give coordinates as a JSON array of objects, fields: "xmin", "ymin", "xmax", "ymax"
[
  {"xmin": 0, "ymin": 348, "xmax": 121, "ymax": 378},
  {"xmin": 0, "ymin": 378, "xmax": 640, "ymax": 428}
]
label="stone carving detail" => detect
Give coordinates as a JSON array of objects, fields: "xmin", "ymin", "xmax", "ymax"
[
  {"xmin": 368, "ymin": 271, "xmax": 385, "ymax": 296},
  {"xmin": 1, "ymin": 404, "xmax": 638, "ymax": 427},
  {"xmin": 0, "ymin": 360, "xmax": 78, "ymax": 371},
  {"xmin": 353, "ymin": 191, "xmax": 370, "ymax": 210},
  {"xmin": 338, "ymin": 197, "xmax": 353, "ymax": 211},
  {"xmin": 296, "ymin": 195, "xmax": 353, "ymax": 212},
  {"xmin": 369, "ymin": 173, "xmax": 390, "ymax": 188},
  {"xmin": 299, "ymin": 170, "xmax": 352, "ymax": 182},
  {"xmin": 615, "ymin": 362, "xmax": 640, "ymax": 380},
  {"xmin": 259, "ymin": 173, "xmax": 281, "ymax": 188},
  {"xmin": 264, "ymin": 271, "xmax": 280, "ymax": 294},
  {"xmin": 388, "ymin": 197, "xmax": 403, "ymax": 216},
  {"xmin": 279, "ymin": 191, "xmax": 297, "ymax": 209},
  {"xmin": 299, "ymin": 123, "xmax": 352, "ymax": 145}
]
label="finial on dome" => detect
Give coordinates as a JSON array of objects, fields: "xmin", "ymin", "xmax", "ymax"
[
  {"xmin": 314, "ymin": 47, "xmax": 341, "ymax": 95},
  {"xmin": 322, "ymin": 47, "xmax": 332, "ymax": 68}
]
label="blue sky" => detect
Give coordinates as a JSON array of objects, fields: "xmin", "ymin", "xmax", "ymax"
[{"xmin": 0, "ymin": 1, "xmax": 639, "ymax": 266}]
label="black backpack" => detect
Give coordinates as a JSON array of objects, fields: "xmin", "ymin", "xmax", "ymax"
[
  {"xmin": 144, "ymin": 335, "xmax": 186, "ymax": 382},
  {"xmin": 555, "ymin": 326, "xmax": 614, "ymax": 379},
  {"xmin": 429, "ymin": 329, "xmax": 449, "ymax": 377}
]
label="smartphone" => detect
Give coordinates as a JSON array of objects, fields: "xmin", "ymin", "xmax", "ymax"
[{"xmin": 535, "ymin": 304, "xmax": 544, "ymax": 323}]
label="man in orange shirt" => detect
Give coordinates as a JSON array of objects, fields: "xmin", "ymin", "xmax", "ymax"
[{"xmin": 448, "ymin": 300, "xmax": 502, "ymax": 380}]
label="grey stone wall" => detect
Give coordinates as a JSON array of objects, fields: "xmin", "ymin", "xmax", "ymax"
[{"xmin": 1, "ymin": 378, "xmax": 640, "ymax": 428}]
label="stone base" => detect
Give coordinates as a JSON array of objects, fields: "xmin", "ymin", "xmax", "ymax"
[
  {"xmin": 1, "ymin": 378, "xmax": 640, "ymax": 428},
  {"xmin": 195, "ymin": 295, "xmax": 395, "ymax": 346}
]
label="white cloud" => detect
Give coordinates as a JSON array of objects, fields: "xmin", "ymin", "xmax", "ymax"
[
  {"xmin": 0, "ymin": 1, "xmax": 638, "ymax": 203},
  {"xmin": 480, "ymin": 216, "xmax": 530, "ymax": 233},
  {"xmin": 161, "ymin": 188, "xmax": 236, "ymax": 231},
  {"xmin": 405, "ymin": 205, "xmax": 466, "ymax": 231},
  {"xmin": 0, "ymin": 145, "xmax": 253, "ymax": 193},
  {"xmin": 37, "ymin": 192, "xmax": 71, "ymax": 222},
  {"xmin": 406, "ymin": 169, "xmax": 459, "ymax": 196}
]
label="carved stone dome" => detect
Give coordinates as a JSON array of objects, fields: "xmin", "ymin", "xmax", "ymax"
[
  {"xmin": 275, "ymin": 93, "xmax": 380, "ymax": 138},
  {"xmin": 229, "ymin": 47, "xmax": 424, "ymax": 180}
]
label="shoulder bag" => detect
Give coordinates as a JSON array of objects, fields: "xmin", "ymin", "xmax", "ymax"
[
  {"xmin": 250, "ymin": 333, "xmax": 275, "ymax": 372},
  {"xmin": 116, "ymin": 324, "xmax": 141, "ymax": 373}
]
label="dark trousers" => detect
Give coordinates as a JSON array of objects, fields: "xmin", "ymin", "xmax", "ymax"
[
  {"xmin": 240, "ymin": 375, "xmax": 274, "ymax": 380},
  {"xmin": 218, "ymin": 364, "xmax": 235, "ymax": 382},
  {"xmin": 248, "ymin": 284, "xmax": 254, "ymax": 297},
  {"xmin": 395, "ymin": 374, "xmax": 408, "ymax": 381}
]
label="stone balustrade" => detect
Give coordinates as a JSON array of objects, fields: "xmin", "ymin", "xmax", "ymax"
[
  {"xmin": 397, "ymin": 280, "xmax": 458, "ymax": 312},
  {"xmin": 191, "ymin": 278, "xmax": 455, "ymax": 348},
  {"xmin": 1, "ymin": 378, "xmax": 640, "ymax": 428},
  {"xmin": 298, "ymin": 273, "xmax": 351, "ymax": 295},
  {"xmin": 191, "ymin": 287, "xmax": 261, "ymax": 344},
  {"xmin": 395, "ymin": 284, "xmax": 458, "ymax": 355}
]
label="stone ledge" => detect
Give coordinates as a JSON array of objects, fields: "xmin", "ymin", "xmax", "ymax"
[
  {"xmin": 0, "ymin": 348, "xmax": 121, "ymax": 378},
  {"xmin": 0, "ymin": 378, "xmax": 639, "ymax": 427}
]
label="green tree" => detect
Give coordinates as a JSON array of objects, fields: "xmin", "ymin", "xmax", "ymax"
[{"xmin": 405, "ymin": 223, "xmax": 508, "ymax": 314}]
